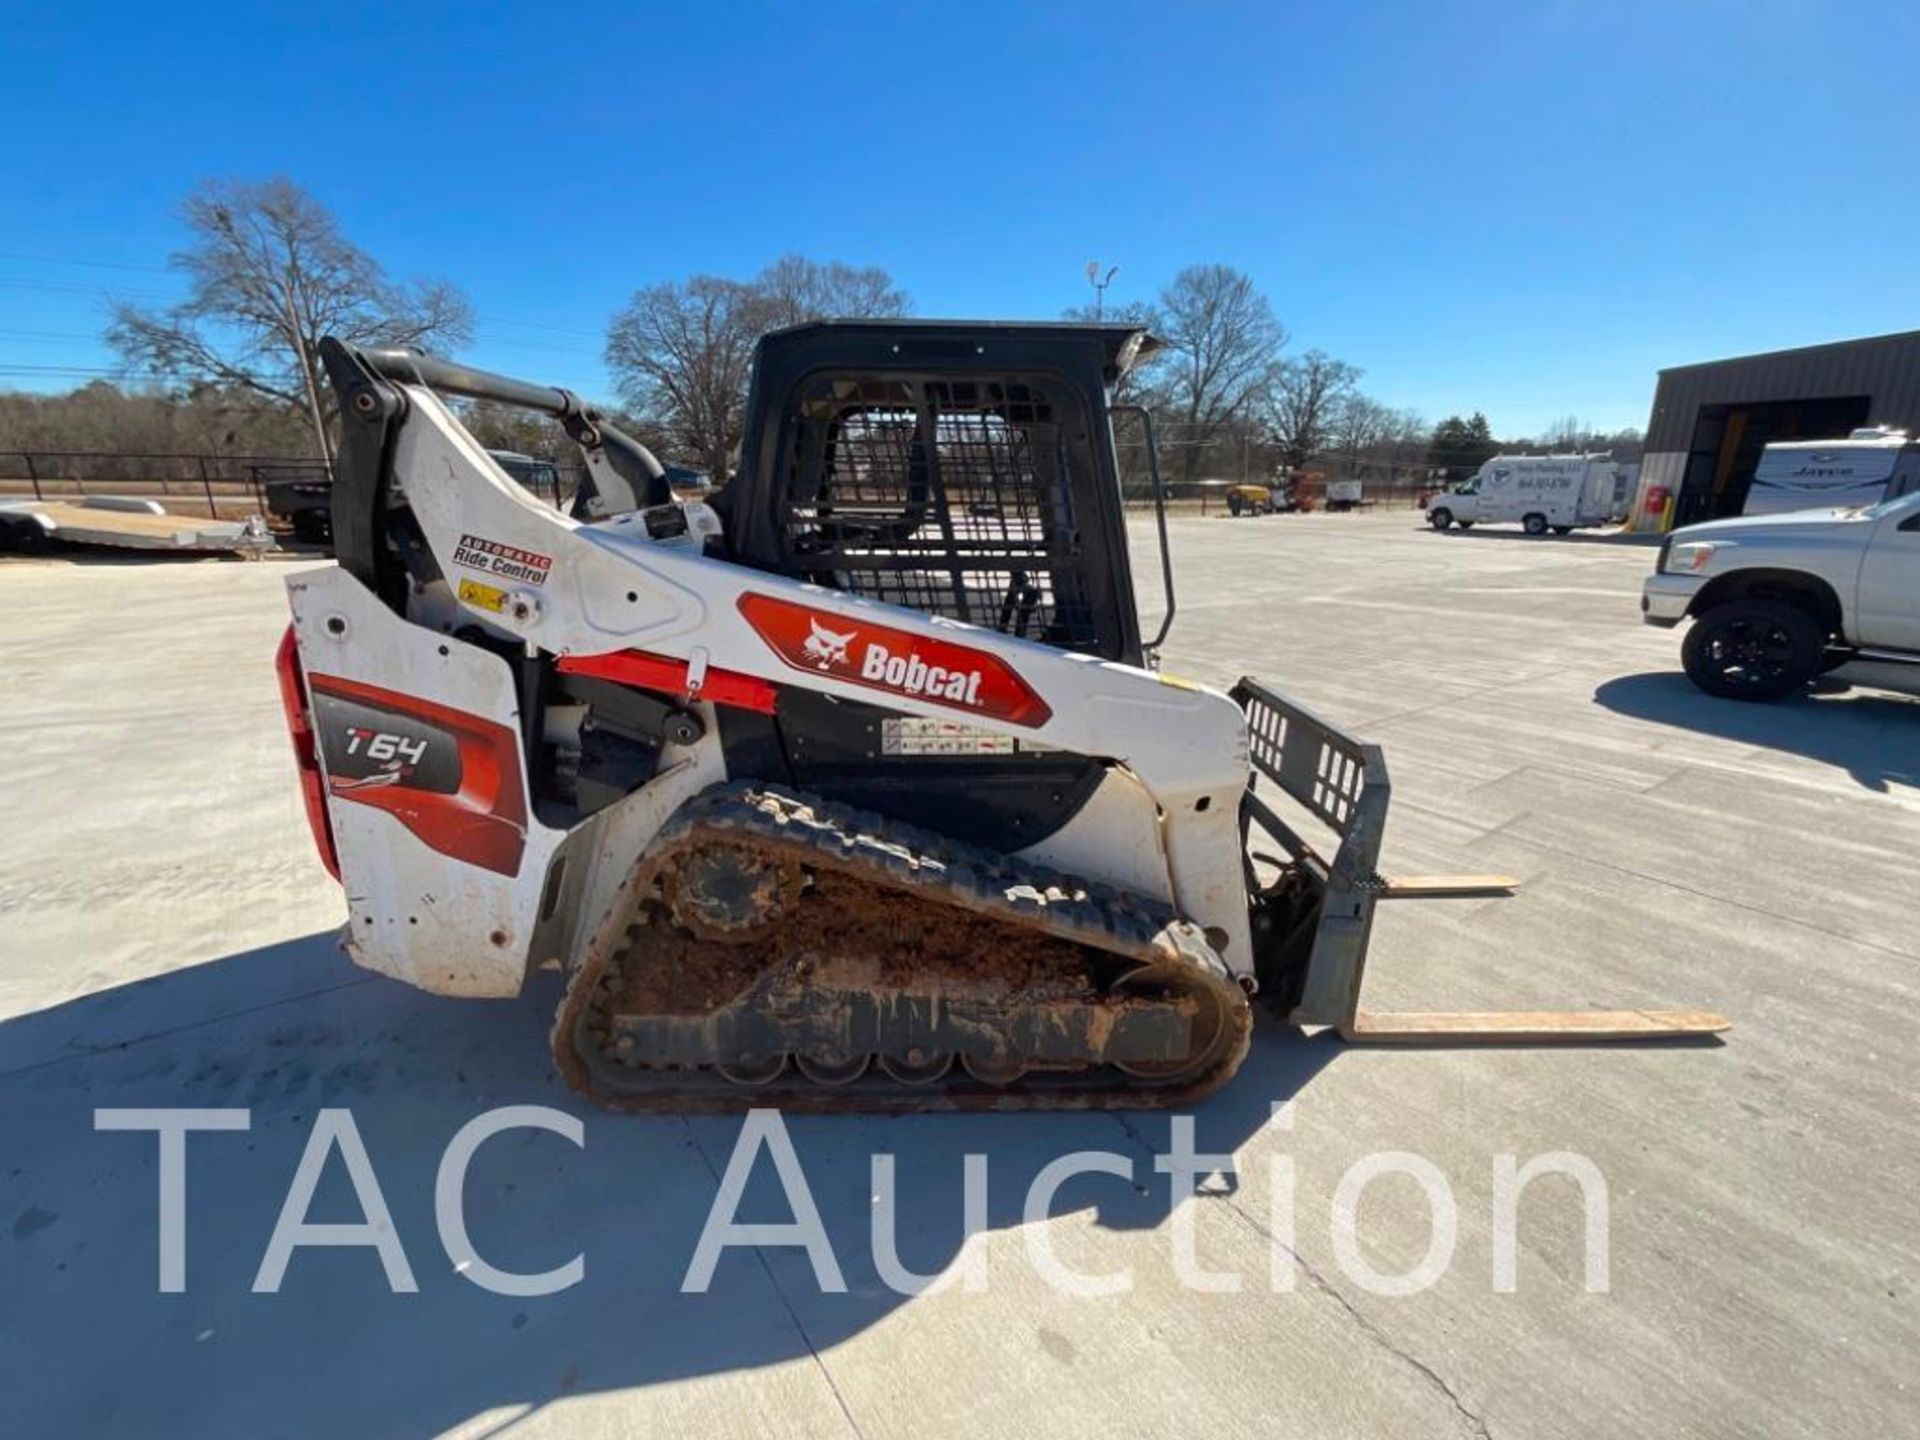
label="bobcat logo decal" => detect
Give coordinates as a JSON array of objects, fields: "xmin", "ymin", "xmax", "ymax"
[
  {"xmin": 800, "ymin": 617, "xmax": 857, "ymax": 670},
  {"xmin": 738, "ymin": 592, "xmax": 1053, "ymax": 727}
]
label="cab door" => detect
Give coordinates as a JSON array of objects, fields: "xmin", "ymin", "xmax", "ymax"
[
  {"xmin": 1856, "ymin": 493, "xmax": 1920, "ymax": 650},
  {"xmin": 1449, "ymin": 477, "xmax": 1483, "ymax": 520}
]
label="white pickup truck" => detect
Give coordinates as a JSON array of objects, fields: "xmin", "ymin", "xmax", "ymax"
[{"xmin": 1642, "ymin": 488, "xmax": 1920, "ymax": 700}]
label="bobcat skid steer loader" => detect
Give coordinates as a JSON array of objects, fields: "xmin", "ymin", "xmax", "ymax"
[{"xmin": 276, "ymin": 321, "xmax": 1725, "ymax": 1112}]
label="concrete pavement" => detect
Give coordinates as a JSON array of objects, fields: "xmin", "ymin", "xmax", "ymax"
[{"xmin": 2, "ymin": 514, "xmax": 1915, "ymax": 1438}]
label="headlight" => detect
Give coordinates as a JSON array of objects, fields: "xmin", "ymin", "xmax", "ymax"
[{"xmin": 1664, "ymin": 541, "xmax": 1718, "ymax": 574}]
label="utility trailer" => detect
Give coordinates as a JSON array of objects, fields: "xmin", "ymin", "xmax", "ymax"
[{"xmin": 0, "ymin": 496, "xmax": 275, "ymax": 557}]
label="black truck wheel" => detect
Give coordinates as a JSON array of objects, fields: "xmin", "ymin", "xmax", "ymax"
[
  {"xmin": 1427, "ymin": 507, "xmax": 1452, "ymax": 530},
  {"xmin": 1682, "ymin": 598, "xmax": 1826, "ymax": 701},
  {"xmin": 1523, "ymin": 513, "xmax": 1549, "ymax": 536}
]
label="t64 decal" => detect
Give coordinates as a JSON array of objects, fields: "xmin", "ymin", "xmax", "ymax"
[{"xmin": 307, "ymin": 673, "xmax": 528, "ymax": 876}]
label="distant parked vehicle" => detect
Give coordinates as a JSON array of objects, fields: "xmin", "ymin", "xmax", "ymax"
[
  {"xmin": 1224, "ymin": 481, "xmax": 1294, "ymax": 516},
  {"xmin": 1324, "ymin": 478, "xmax": 1363, "ymax": 512},
  {"xmin": 1740, "ymin": 428, "xmax": 1920, "ymax": 517},
  {"xmin": 661, "ymin": 464, "xmax": 712, "ymax": 496},
  {"xmin": 267, "ymin": 449, "xmax": 563, "ymax": 545},
  {"xmin": 261, "ymin": 474, "xmax": 336, "ymax": 545},
  {"xmin": 1425, "ymin": 453, "xmax": 1626, "ymax": 535}
]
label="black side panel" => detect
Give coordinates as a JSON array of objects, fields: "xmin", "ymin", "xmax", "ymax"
[
  {"xmin": 765, "ymin": 689, "xmax": 1105, "ymax": 849},
  {"xmin": 713, "ymin": 704, "xmax": 794, "ymax": 787},
  {"xmin": 317, "ymin": 338, "xmax": 407, "ymax": 608}
]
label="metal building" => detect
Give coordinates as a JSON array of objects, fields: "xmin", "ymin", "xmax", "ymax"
[{"xmin": 1635, "ymin": 328, "xmax": 1920, "ymax": 530}]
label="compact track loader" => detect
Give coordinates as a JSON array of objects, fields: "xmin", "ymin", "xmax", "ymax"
[{"xmin": 277, "ymin": 321, "xmax": 1724, "ymax": 1112}]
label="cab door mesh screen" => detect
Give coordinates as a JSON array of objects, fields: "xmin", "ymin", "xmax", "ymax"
[{"xmin": 780, "ymin": 376, "xmax": 1097, "ymax": 649}]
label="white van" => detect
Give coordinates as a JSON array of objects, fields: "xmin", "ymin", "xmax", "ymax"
[
  {"xmin": 1424, "ymin": 454, "xmax": 1624, "ymax": 535},
  {"xmin": 1743, "ymin": 428, "xmax": 1920, "ymax": 517}
]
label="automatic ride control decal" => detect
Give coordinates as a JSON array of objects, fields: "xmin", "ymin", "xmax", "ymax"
[
  {"xmin": 737, "ymin": 592, "xmax": 1052, "ymax": 727},
  {"xmin": 451, "ymin": 533, "xmax": 552, "ymax": 587}
]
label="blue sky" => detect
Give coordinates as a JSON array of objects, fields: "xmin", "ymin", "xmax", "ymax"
[{"xmin": 6, "ymin": 0, "xmax": 1916, "ymax": 434}]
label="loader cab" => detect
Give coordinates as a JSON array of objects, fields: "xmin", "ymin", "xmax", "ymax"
[
  {"xmin": 721, "ymin": 320, "xmax": 1157, "ymax": 667},
  {"xmin": 711, "ymin": 320, "xmax": 1163, "ymax": 846}
]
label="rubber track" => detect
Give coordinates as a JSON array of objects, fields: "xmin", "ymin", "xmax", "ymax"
[{"xmin": 551, "ymin": 781, "xmax": 1253, "ymax": 1113}]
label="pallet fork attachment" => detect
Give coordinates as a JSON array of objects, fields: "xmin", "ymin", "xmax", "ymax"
[{"xmin": 1233, "ymin": 678, "xmax": 1729, "ymax": 1044}]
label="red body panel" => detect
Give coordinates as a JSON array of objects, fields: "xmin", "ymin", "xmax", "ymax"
[
  {"xmin": 304, "ymin": 671, "xmax": 529, "ymax": 878},
  {"xmin": 274, "ymin": 626, "xmax": 341, "ymax": 882},
  {"xmin": 556, "ymin": 649, "xmax": 779, "ymax": 714}
]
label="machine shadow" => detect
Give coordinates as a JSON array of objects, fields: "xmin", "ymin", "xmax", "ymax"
[
  {"xmin": 1594, "ymin": 672, "xmax": 1920, "ymax": 793},
  {"xmin": 0, "ymin": 931, "xmax": 1334, "ymax": 1439}
]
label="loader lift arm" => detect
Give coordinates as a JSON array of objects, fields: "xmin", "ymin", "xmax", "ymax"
[
  {"xmin": 316, "ymin": 337, "xmax": 676, "ymax": 598},
  {"xmin": 1235, "ymin": 679, "xmax": 1728, "ymax": 1043}
]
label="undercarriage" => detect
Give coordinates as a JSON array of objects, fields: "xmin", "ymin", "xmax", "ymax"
[{"xmin": 553, "ymin": 784, "xmax": 1251, "ymax": 1112}]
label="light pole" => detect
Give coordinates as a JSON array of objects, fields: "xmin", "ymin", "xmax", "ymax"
[{"xmin": 1085, "ymin": 261, "xmax": 1119, "ymax": 321}]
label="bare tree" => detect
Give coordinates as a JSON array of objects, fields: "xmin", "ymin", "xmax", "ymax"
[
  {"xmin": 1060, "ymin": 297, "xmax": 1164, "ymax": 405},
  {"xmin": 1059, "ymin": 298, "xmax": 1160, "ymax": 329},
  {"xmin": 753, "ymin": 255, "xmax": 911, "ymax": 329},
  {"xmin": 1602, "ymin": 426, "xmax": 1644, "ymax": 464},
  {"xmin": 1153, "ymin": 265, "xmax": 1285, "ymax": 483},
  {"xmin": 1541, "ymin": 414, "xmax": 1600, "ymax": 451},
  {"xmin": 1329, "ymin": 392, "xmax": 1392, "ymax": 476},
  {"xmin": 107, "ymin": 179, "xmax": 472, "ymax": 464},
  {"xmin": 456, "ymin": 400, "xmax": 571, "ymax": 460},
  {"xmin": 1264, "ymin": 350, "xmax": 1361, "ymax": 470},
  {"xmin": 605, "ymin": 257, "xmax": 913, "ymax": 480},
  {"xmin": 604, "ymin": 276, "xmax": 763, "ymax": 482},
  {"xmin": 1383, "ymin": 408, "xmax": 1432, "ymax": 469}
]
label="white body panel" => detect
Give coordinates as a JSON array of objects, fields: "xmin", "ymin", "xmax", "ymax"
[
  {"xmin": 289, "ymin": 385, "xmax": 1260, "ymax": 993},
  {"xmin": 1857, "ymin": 495, "xmax": 1920, "ymax": 649},
  {"xmin": 1012, "ymin": 766, "xmax": 1175, "ymax": 904},
  {"xmin": 287, "ymin": 565, "xmax": 566, "ymax": 995}
]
